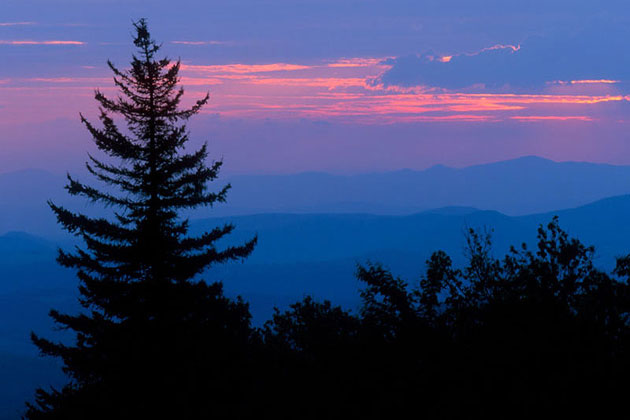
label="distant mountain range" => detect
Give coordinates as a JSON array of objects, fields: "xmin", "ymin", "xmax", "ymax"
[
  {"xmin": 4, "ymin": 192, "xmax": 630, "ymax": 313},
  {"xmin": 197, "ymin": 194, "xmax": 630, "ymax": 304},
  {"xmin": 222, "ymin": 156, "xmax": 630, "ymax": 217},
  {"xmin": 4, "ymin": 156, "xmax": 630, "ymax": 236}
]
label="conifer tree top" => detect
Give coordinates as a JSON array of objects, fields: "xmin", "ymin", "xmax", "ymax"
[{"xmin": 47, "ymin": 18, "xmax": 256, "ymax": 307}]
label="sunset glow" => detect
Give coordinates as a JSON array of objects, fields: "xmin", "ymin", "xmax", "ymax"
[
  {"xmin": 3, "ymin": 1, "xmax": 630, "ymax": 174},
  {"xmin": 2, "ymin": 56, "xmax": 627, "ymax": 126}
]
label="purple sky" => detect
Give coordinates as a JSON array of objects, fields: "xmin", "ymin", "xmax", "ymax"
[{"xmin": 1, "ymin": 0, "xmax": 630, "ymax": 174}]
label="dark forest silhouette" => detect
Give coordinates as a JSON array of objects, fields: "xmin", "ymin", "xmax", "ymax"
[
  {"xmin": 24, "ymin": 20, "xmax": 630, "ymax": 419},
  {"xmin": 263, "ymin": 218, "xmax": 630, "ymax": 418}
]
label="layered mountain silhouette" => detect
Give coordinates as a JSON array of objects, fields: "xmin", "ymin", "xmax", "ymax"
[
  {"xmin": 3, "ymin": 193, "xmax": 630, "ymax": 318},
  {"xmin": 4, "ymin": 156, "xmax": 630, "ymax": 237}
]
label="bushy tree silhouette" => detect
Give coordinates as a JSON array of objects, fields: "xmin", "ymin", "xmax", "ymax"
[
  {"xmin": 264, "ymin": 218, "xmax": 630, "ymax": 418},
  {"xmin": 26, "ymin": 20, "xmax": 257, "ymax": 419},
  {"xmin": 262, "ymin": 297, "xmax": 362, "ymax": 419}
]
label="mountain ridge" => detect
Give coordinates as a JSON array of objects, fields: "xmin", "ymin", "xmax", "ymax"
[{"xmin": 3, "ymin": 156, "xmax": 630, "ymax": 237}]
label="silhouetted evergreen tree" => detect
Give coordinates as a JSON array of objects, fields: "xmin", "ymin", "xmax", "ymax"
[{"xmin": 26, "ymin": 20, "xmax": 257, "ymax": 419}]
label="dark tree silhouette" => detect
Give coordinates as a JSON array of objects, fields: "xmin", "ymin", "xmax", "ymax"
[
  {"xmin": 26, "ymin": 20, "xmax": 257, "ymax": 419},
  {"xmin": 262, "ymin": 297, "xmax": 363, "ymax": 419},
  {"xmin": 264, "ymin": 218, "xmax": 630, "ymax": 418}
]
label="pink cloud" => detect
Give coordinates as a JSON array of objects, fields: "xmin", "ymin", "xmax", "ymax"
[
  {"xmin": 511, "ymin": 115, "xmax": 594, "ymax": 122},
  {"xmin": 248, "ymin": 77, "xmax": 367, "ymax": 89},
  {"xmin": 327, "ymin": 57, "xmax": 389, "ymax": 68},
  {"xmin": 554, "ymin": 79, "xmax": 620, "ymax": 85},
  {"xmin": 2, "ymin": 56, "xmax": 629, "ymax": 126},
  {"xmin": 181, "ymin": 63, "xmax": 311, "ymax": 74},
  {"xmin": 0, "ymin": 40, "xmax": 84, "ymax": 45}
]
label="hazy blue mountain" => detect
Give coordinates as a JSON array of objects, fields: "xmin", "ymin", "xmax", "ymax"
[
  {"xmin": 190, "ymin": 196, "xmax": 630, "ymax": 318},
  {"xmin": 0, "ymin": 232, "xmax": 76, "ymax": 418},
  {"xmin": 4, "ymin": 156, "xmax": 630, "ymax": 238},
  {"xmin": 2, "ymin": 193, "xmax": 629, "ymax": 311},
  {"xmin": 0, "ymin": 169, "xmax": 68, "ymax": 238},
  {"xmin": 0, "ymin": 232, "xmax": 57, "ymax": 263},
  {"xmin": 3, "ymin": 194, "xmax": 630, "ymax": 315},
  {"xmin": 221, "ymin": 156, "xmax": 630, "ymax": 217}
]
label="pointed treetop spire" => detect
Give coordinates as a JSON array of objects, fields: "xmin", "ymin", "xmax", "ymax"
[{"xmin": 133, "ymin": 18, "xmax": 160, "ymax": 59}]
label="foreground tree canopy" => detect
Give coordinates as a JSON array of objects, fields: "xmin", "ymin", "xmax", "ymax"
[
  {"xmin": 264, "ymin": 217, "xmax": 630, "ymax": 418},
  {"xmin": 27, "ymin": 20, "xmax": 630, "ymax": 420}
]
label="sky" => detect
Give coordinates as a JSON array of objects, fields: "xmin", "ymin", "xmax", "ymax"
[{"xmin": 2, "ymin": 0, "xmax": 630, "ymax": 174}]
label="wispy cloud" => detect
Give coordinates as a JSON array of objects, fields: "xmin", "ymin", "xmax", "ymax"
[
  {"xmin": 0, "ymin": 22, "xmax": 35, "ymax": 27},
  {"xmin": 378, "ymin": 23, "xmax": 630, "ymax": 90},
  {"xmin": 181, "ymin": 63, "xmax": 310, "ymax": 74},
  {"xmin": 171, "ymin": 40, "xmax": 232, "ymax": 46},
  {"xmin": 437, "ymin": 44, "xmax": 520, "ymax": 64},
  {"xmin": 249, "ymin": 77, "xmax": 367, "ymax": 89},
  {"xmin": 511, "ymin": 116, "xmax": 594, "ymax": 122},
  {"xmin": 0, "ymin": 40, "xmax": 84, "ymax": 45},
  {"xmin": 553, "ymin": 79, "xmax": 619, "ymax": 85},
  {"xmin": 26, "ymin": 77, "xmax": 108, "ymax": 84},
  {"xmin": 327, "ymin": 58, "xmax": 388, "ymax": 68},
  {"xmin": 477, "ymin": 44, "xmax": 521, "ymax": 54}
]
